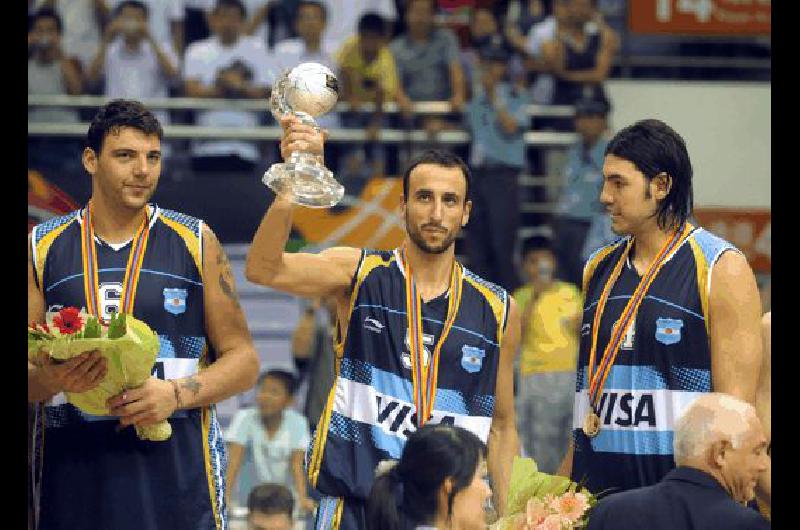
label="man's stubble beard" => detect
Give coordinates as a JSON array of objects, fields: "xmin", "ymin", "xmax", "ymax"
[{"xmin": 405, "ymin": 211, "xmax": 460, "ymax": 255}]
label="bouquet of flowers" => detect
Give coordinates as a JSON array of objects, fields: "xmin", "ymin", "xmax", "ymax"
[
  {"xmin": 491, "ymin": 457, "xmax": 597, "ymax": 530},
  {"xmin": 28, "ymin": 307, "xmax": 170, "ymax": 441}
]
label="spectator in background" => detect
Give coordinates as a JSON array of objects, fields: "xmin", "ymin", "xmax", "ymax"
[
  {"xmin": 107, "ymin": 0, "xmax": 185, "ymax": 55},
  {"xmin": 28, "ymin": 8, "xmax": 83, "ymax": 174},
  {"xmin": 273, "ymin": 0, "xmax": 339, "ymax": 129},
  {"xmin": 290, "ymin": 297, "xmax": 338, "ymax": 428},
  {"xmin": 391, "ymin": 0, "xmax": 466, "ymax": 133},
  {"xmin": 587, "ymin": 393, "xmax": 770, "ymax": 530},
  {"xmin": 551, "ymin": 95, "xmax": 610, "ymax": 287},
  {"xmin": 504, "ymin": 0, "xmax": 549, "ymax": 52},
  {"xmin": 86, "ymin": 1, "xmax": 180, "ymax": 126},
  {"xmin": 247, "ymin": 484, "xmax": 295, "ymax": 530},
  {"xmin": 464, "ymin": 42, "xmax": 528, "ymax": 292},
  {"xmin": 461, "ymin": 6, "xmax": 525, "ymax": 89},
  {"xmin": 321, "ymin": 0, "xmax": 397, "ymax": 54},
  {"xmin": 513, "ymin": 236, "xmax": 582, "ymax": 473},
  {"xmin": 183, "ymin": 0, "xmax": 273, "ymax": 172},
  {"xmin": 31, "ymin": 0, "xmax": 110, "ymax": 71},
  {"xmin": 541, "ymin": 0, "xmax": 619, "ymax": 105},
  {"xmin": 243, "ymin": 0, "xmax": 297, "ymax": 49},
  {"xmin": 517, "ymin": 0, "xmax": 566, "ymax": 105},
  {"xmin": 225, "ymin": 370, "xmax": 314, "ymax": 515},
  {"xmin": 336, "ymin": 12, "xmax": 399, "ymax": 180}
]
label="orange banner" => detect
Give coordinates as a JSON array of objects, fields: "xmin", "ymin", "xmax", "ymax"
[
  {"xmin": 693, "ymin": 208, "xmax": 770, "ymax": 273},
  {"xmin": 629, "ymin": 0, "xmax": 771, "ymax": 35}
]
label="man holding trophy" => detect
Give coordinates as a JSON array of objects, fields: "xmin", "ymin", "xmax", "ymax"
[{"xmin": 246, "ymin": 63, "xmax": 521, "ymax": 529}]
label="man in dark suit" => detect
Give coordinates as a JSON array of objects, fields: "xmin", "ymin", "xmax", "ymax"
[{"xmin": 587, "ymin": 393, "xmax": 770, "ymax": 530}]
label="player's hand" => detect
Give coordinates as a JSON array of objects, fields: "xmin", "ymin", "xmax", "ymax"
[
  {"xmin": 107, "ymin": 376, "xmax": 177, "ymax": 428},
  {"xmin": 34, "ymin": 349, "xmax": 107, "ymax": 394},
  {"xmin": 298, "ymin": 496, "xmax": 317, "ymax": 514},
  {"xmin": 279, "ymin": 114, "xmax": 326, "ymax": 161}
]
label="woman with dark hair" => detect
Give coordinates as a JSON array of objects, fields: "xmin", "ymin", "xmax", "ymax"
[{"xmin": 367, "ymin": 424, "xmax": 492, "ymax": 530}]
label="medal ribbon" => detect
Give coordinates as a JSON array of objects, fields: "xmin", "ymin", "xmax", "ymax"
[
  {"xmin": 586, "ymin": 224, "xmax": 692, "ymax": 412},
  {"xmin": 400, "ymin": 247, "xmax": 464, "ymax": 428},
  {"xmin": 80, "ymin": 202, "xmax": 151, "ymax": 320}
]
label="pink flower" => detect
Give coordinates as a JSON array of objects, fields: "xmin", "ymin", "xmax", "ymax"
[
  {"xmin": 536, "ymin": 514, "xmax": 567, "ymax": 530},
  {"xmin": 526, "ymin": 498, "xmax": 549, "ymax": 527},
  {"xmin": 552, "ymin": 491, "xmax": 590, "ymax": 522}
]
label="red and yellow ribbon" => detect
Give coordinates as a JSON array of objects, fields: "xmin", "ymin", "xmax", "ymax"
[
  {"xmin": 80, "ymin": 202, "xmax": 151, "ymax": 321},
  {"xmin": 400, "ymin": 247, "xmax": 464, "ymax": 428},
  {"xmin": 586, "ymin": 224, "xmax": 693, "ymax": 412}
]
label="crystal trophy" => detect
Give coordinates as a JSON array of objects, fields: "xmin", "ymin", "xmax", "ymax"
[{"xmin": 262, "ymin": 63, "xmax": 344, "ymax": 208}]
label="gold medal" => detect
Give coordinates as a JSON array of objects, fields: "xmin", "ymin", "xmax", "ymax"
[{"xmin": 583, "ymin": 411, "xmax": 601, "ymax": 438}]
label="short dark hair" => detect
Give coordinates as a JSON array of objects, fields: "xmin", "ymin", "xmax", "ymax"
[
  {"xmin": 358, "ymin": 12, "xmax": 386, "ymax": 35},
  {"xmin": 605, "ymin": 119, "xmax": 694, "ymax": 231},
  {"xmin": 402, "ymin": 150, "xmax": 472, "ymax": 204},
  {"xmin": 29, "ymin": 8, "xmax": 63, "ymax": 34},
  {"xmin": 86, "ymin": 99, "xmax": 163, "ymax": 154},
  {"xmin": 367, "ymin": 424, "xmax": 486, "ymax": 529},
  {"xmin": 296, "ymin": 0, "xmax": 328, "ymax": 23},
  {"xmin": 247, "ymin": 484, "xmax": 294, "ymax": 517},
  {"xmin": 257, "ymin": 369, "xmax": 298, "ymax": 395},
  {"xmin": 114, "ymin": 1, "xmax": 149, "ymax": 19},
  {"xmin": 522, "ymin": 235, "xmax": 553, "ymax": 256},
  {"xmin": 215, "ymin": 0, "xmax": 247, "ymax": 18}
]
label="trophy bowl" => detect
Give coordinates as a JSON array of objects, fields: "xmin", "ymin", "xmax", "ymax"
[{"xmin": 263, "ymin": 63, "xmax": 344, "ymax": 208}]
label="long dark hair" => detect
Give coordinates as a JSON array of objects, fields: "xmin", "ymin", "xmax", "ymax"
[
  {"xmin": 605, "ymin": 119, "xmax": 694, "ymax": 231},
  {"xmin": 366, "ymin": 424, "xmax": 486, "ymax": 530}
]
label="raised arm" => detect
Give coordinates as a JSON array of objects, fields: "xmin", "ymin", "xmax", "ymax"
[
  {"xmin": 487, "ymin": 297, "xmax": 522, "ymax": 516},
  {"xmin": 245, "ymin": 116, "xmax": 361, "ymax": 299},
  {"xmin": 708, "ymin": 251, "xmax": 762, "ymax": 404}
]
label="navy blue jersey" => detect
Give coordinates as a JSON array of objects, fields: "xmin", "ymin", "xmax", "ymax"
[
  {"xmin": 307, "ymin": 249, "xmax": 509, "ymax": 516},
  {"xmin": 570, "ymin": 225, "xmax": 739, "ymax": 495},
  {"xmin": 30, "ymin": 205, "xmax": 227, "ymax": 530}
]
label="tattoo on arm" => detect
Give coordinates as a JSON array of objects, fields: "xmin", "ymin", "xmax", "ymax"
[
  {"xmin": 217, "ymin": 247, "xmax": 241, "ymax": 306},
  {"xmin": 180, "ymin": 376, "xmax": 201, "ymax": 396}
]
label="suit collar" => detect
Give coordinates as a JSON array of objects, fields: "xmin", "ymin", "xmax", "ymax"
[{"xmin": 663, "ymin": 466, "xmax": 729, "ymax": 496}]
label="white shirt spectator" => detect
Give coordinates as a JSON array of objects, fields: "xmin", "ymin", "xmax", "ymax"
[
  {"xmin": 103, "ymin": 38, "xmax": 179, "ymax": 124},
  {"xmin": 33, "ymin": 0, "xmax": 101, "ymax": 68},
  {"xmin": 321, "ymin": 0, "xmax": 396, "ymax": 53},
  {"xmin": 108, "ymin": 0, "xmax": 185, "ymax": 50},
  {"xmin": 526, "ymin": 16, "xmax": 556, "ymax": 104},
  {"xmin": 184, "ymin": 35, "xmax": 274, "ymax": 161}
]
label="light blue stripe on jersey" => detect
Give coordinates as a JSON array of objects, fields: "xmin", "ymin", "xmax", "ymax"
[
  {"xmin": 340, "ymin": 358, "xmax": 489, "ymax": 417},
  {"xmin": 577, "ymin": 365, "xmax": 669, "ymax": 391},
  {"xmin": 46, "ymin": 268, "xmax": 203, "ymax": 292},
  {"xmin": 583, "ymin": 295, "xmax": 704, "ymax": 321},
  {"xmin": 576, "ymin": 428, "xmax": 674, "ymax": 455},
  {"xmin": 576, "ymin": 364, "xmax": 711, "ymax": 393},
  {"xmin": 370, "ymin": 425, "xmax": 405, "ymax": 459},
  {"xmin": 352, "ymin": 303, "xmax": 499, "ymax": 347}
]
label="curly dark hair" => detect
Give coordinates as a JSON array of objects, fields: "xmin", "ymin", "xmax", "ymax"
[{"xmin": 86, "ymin": 99, "xmax": 163, "ymax": 154}]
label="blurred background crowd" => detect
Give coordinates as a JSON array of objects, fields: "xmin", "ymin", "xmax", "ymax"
[{"xmin": 27, "ymin": 1, "xmax": 770, "ymax": 528}]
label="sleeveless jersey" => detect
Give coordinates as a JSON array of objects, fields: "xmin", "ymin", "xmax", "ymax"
[
  {"xmin": 307, "ymin": 248, "xmax": 509, "ymax": 502},
  {"xmin": 570, "ymin": 225, "xmax": 740, "ymax": 495},
  {"xmin": 30, "ymin": 205, "xmax": 227, "ymax": 530},
  {"xmin": 553, "ymin": 29, "xmax": 605, "ymax": 106}
]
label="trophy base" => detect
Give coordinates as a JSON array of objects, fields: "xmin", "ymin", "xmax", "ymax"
[{"xmin": 262, "ymin": 153, "xmax": 344, "ymax": 208}]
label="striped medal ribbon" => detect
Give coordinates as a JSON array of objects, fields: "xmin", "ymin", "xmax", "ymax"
[
  {"xmin": 80, "ymin": 202, "xmax": 151, "ymax": 321},
  {"xmin": 400, "ymin": 247, "xmax": 464, "ymax": 428},
  {"xmin": 583, "ymin": 224, "xmax": 692, "ymax": 437}
]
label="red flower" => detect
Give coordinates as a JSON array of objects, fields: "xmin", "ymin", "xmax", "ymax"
[{"xmin": 52, "ymin": 307, "xmax": 83, "ymax": 335}]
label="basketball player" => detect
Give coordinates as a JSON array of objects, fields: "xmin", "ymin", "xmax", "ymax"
[
  {"xmin": 245, "ymin": 115, "xmax": 521, "ymax": 529},
  {"xmin": 559, "ymin": 119, "xmax": 763, "ymax": 496},
  {"xmin": 27, "ymin": 100, "xmax": 260, "ymax": 529}
]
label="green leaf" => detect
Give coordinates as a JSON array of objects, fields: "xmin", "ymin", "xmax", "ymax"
[
  {"xmin": 107, "ymin": 312, "xmax": 127, "ymax": 339},
  {"xmin": 83, "ymin": 316, "xmax": 102, "ymax": 339}
]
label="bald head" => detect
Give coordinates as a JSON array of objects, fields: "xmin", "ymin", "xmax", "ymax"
[{"xmin": 674, "ymin": 393, "xmax": 758, "ymax": 465}]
